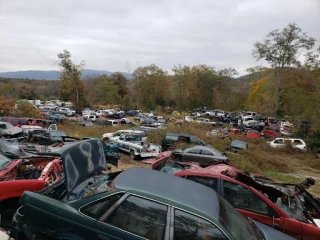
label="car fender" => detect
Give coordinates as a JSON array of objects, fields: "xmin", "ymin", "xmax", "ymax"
[{"xmin": 0, "ymin": 180, "xmax": 47, "ymax": 202}]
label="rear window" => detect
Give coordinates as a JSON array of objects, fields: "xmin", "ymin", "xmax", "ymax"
[{"xmin": 10, "ymin": 118, "xmax": 20, "ymax": 125}]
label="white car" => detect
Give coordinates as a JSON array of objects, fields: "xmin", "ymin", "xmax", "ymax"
[
  {"xmin": 116, "ymin": 133, "xmax": 160, "ymax": 159},
  {"xmin": 242, "ymin": 117, "xmax": 258, "ymax": 128},
  {"xmin": 267, "ymin": 138, "xmax": 307, "ymax": 151},
  {"xmin": 241, "ymin": 111, "xmax": 257, "ymax": 120},
  {"xmin": 102, "ymin": 129, "xmax": 134, "ymax": 141},
  {"xmin": 280, "ymin": 121, "xmax": 294, "ymax": 136},
  {"xmin": 109, "ymin": 130, "xmax": 146, "ymax": 144},
  {"xmin": 95, "ymin": 110, "xmax": 106, "ymax": 117}
]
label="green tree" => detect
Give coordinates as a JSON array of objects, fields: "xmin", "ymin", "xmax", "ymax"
[
  {"xmin": 253, "ymin": 23, "xmax": 316, "ymax": 72},
  {"xmin": 93, "ymin": 75, "xmax": 120, "ymax": 106},
  {"xmin": 57, "ymin": 50, "xmax": 87, "ymax": 108},
  {"xmin": 110, "ymin": 72, "xmax": 129, "ymax": 97},
  {"xmin": 133, "ymin": 64, "xmax": 169, "ymax": 110},
  {"xmin": 253, "ymin": 23, "xmax": 316, "ymax": 116}
]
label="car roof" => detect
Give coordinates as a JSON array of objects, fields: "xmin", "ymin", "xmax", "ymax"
[
  {"xmin": 165, "ymin": 132, "xmax": 194, "ymax": 137},
  {"xmin": 114, "ymin": 168, "xmax": 220, "ymax": 219},
  {"xmin": 186, "ymin": 145, "xmax": 212, "ymax": 150}
]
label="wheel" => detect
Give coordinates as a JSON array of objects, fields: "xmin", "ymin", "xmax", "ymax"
[{"xmin": 130, "ymin": 150, "xmax": 137, "ymax": 160}]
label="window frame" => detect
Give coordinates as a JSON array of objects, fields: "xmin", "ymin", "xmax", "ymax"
[
  {"xmin": 81, "ymin": 192, "xmax": 171, "ymax": 239},
  {"xmin": 79, "ymin": 191, "xmax": 127, "ymax": 221},
  {"xmin": 221, "ymin": 179, "xmax": 271, "ymax": 216},
  {"xmin": 201, "ymin": 149, "xmax": 214, "ymax": 156},
  {"xmin": 186, "ymin": 148, "xmax": 201, "ymax": 154},
  {"xmin": 172, "ymin": 207, "xmax": 228, "ymax": 240}
]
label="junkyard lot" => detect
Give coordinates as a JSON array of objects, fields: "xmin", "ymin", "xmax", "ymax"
[{"xmin": 59, "ymin": 121, "xmax": 320, "ymax": 197}]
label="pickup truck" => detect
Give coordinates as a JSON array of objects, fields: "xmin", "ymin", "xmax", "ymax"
[
  {"xmin": 194, "ymin": 118, "xmax": 223, "ymax": 126},
  {"xmin": 116, "ymin": 134, "xmax": 161, "ymax": 160}
]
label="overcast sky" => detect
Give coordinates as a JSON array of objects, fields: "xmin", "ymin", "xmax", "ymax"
[{"xmin": 0, "ymin": 0, "xmax": 319, "ymax": 76}]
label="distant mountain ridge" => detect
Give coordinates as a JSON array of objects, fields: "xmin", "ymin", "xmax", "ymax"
[{"xmin": 0, "ymin": 69, "xmax": 132, "ymax": 80}]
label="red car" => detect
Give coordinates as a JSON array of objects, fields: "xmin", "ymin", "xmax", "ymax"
[
  {"xmin": 261, "ymin": 124, "xmax": 281, "ymax": 138},
  {"xmin": 228, "ymin": 128, "xmax": 243, "ymax": 136},
  {"xmin": 146, "ymin": 155, "xmax": 320, "ymax": 240},
  {"xmin": 246, "ymin": 129, "xmax": 261, "ymax": 139},
  {"xmin": 173, "ymin": 169, "xmax": 320, "ymax": 240},
  {"xmin": 0, "ymin": 154, "xmax": 63, "ymax": 227}
]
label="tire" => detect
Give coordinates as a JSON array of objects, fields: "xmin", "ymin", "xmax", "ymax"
[{"xmin": 130, "ymin": 150, "xmax": 137, "ymax": 160}]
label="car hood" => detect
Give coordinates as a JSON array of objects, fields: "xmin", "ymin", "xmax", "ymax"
[
  {"xmin": 59, "ymin": 139, "xmax": 106, "ymax": 198},
  {"xmin": 0, "ymin": 139, "xmax": 31, "ymax": 159},
  {"xmin": 252, "ymin": 220, "xmax": 295, "ymax": 240},
  {"xmin": 2, "ymin": 126, "xmax": 22, "ymax": 134}
]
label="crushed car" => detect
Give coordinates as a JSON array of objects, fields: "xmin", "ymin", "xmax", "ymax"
[
  {"xmin": 30, "ymin": 130, "xmax": 79, "ymax": 145},
  {"xmin": 116, "ymin": 133, "xmax": 161, "ymax": 160},
  {"xmin": 226, "ymin": 140, "xmax": 248, "ymax": 152},
  {"xmin": 0, "ymin": 154, "xmax": 63, "ymax": 228},
  {"xmin": 0, "ymin": 122, "xmax": 23, "ymax": 140}
]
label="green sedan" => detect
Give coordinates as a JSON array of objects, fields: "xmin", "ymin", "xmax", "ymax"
[{"xmin": 14, "ymin": 139, "xmax": 293, "ymax": 240}]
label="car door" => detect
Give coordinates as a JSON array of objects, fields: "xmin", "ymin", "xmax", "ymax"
[
  {"xmin": 183, "ymin": 148, "xmax": 201, "ymax": 162},
  {"xmin": 220, "ymin": 179, "xmax": 303, "ymax": 239},
  {"xmin": 91, "ymin": 194, "xmax": 169, "ymax": 240},
  {"xmin": 200, "ymin": 149, "xmax": 216, "ymax": 165}
]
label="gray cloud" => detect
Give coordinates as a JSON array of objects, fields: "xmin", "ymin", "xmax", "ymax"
[{"xmin": 0, "ymin": 0, "xmax": 319, "ymax": 75}]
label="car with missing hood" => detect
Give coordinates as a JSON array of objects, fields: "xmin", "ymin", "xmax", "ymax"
[
  {"xmin": 14, "ymin": 139, "xmax": 294, "ymax": 240},
  {"xmin": 0, "ymin": 153, "xmax": 63, "ymax": 228},
  {"xmin": 0, "ymin": 121, "xmax": 23, "ymax": 140}
]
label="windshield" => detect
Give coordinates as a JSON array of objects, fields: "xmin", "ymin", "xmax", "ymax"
[
  {"xmin": 159, "ymin": 162, "xmax": 186, "ymax": 174},
  {"xmin": 0, "ymin": 154, "xmax": 12, "ymax": 169},
  {"xmin": 218, "ymin": 195, "xmax": 258, "ymax": 240}
]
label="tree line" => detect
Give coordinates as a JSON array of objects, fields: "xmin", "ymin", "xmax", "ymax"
[{"xmin": 0, "ymin": 23, "xmax": 319, "ymax": 125}]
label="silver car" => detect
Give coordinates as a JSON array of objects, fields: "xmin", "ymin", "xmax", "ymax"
[{"xmin": 172, "ymin": 145, "xmax": 228, "ymax": 166}]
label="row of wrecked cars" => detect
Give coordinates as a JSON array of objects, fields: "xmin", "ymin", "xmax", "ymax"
[{"xmin": 0, "ymin": 137, "xmax": 318, "ymax": 239}]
